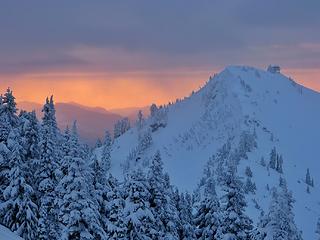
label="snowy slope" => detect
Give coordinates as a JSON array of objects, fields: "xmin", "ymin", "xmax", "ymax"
[
  {"xmin": 0, "ymin": 225, "xmax": 23, "ymax": 240},
  {"xmin": 98, "ymin": 66, "xmax": 320, "ymax": 239}
]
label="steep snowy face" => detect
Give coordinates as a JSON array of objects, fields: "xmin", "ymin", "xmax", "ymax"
[
  {"xmin": 0, "ymin": 225, "xmax": 23, "ymax": 240},
  {"xmin": 105, "ymin": 65, "xmax": 320, "ymax": 239}
]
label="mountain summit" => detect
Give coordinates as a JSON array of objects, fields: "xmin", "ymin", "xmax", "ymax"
[{"xmin": 101, "ymin": 65, "xmax": 320, "ymax": 239}]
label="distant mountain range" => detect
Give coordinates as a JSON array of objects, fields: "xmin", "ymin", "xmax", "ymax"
[{"xmin": 17, "ymin": 101, "xmax": 149, "ymax": 145}]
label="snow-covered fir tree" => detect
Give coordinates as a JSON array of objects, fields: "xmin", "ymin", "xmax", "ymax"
[
  {"xmin": 245, "ymin": 166, "xmax": 253, "ymax": 178},
  {"xmin": 138, "ymin": 128, "xmax": 153, "ymax": 153},
  {"xmin": 56, "ymin": 132, "xmax": 106, "ymax": 240},
  {"xmin": 253, "ymin": 178, "xmax": 302, "ymax": 240},
  {"xmin": 103, "ymin": 129, "xmax": 112, "ymax": 147},
  {"xmin": 123, "ymin": 168, "xmax": 157, "ymax": 239},
  {"xmin": 36, "ymin": 96, "xmax": 61, "ymax": 240},
  {"xmin": 0, "ymin": 88, "xmax": 19, "ymax": 143},
  {"xmin": 175, "ymin": 191, "xmax": 195, "ymax": 240},
  {"xmin": 136, "ymin": 110, "xmax": 145, "ymax": 130},
  {"xmin": 147, "ymin": 151, "xmax": 179, "ymax": 239},
  {"xmin": 101, "ymin": 141, "xmax": 111, "ymax": 172},
  {"xmin": 0, "ymin": 128, "xmax": 39, "ymax": 240},
  {"xmin": 269, "ymin": 147, "xmax": 277, "ymax": 170},
  {"xmin": 114, "ymin": 118, "xmax": 130, "ymax": 139},
  {"xmin": 194, "ymin": 165, "xmax": 220, "ymax": 239},
  {"xmin": 306, "ymin": 168, "xmax": 312, "ymax": 186},
  {"xmin": 276, "ymin": 154, "xmax": 283, "ymax": 174},
  {"xmin": 244, "ymin": 177, "xmax": 256, "ymax": 194},
  {"xmin": 217, "ymin": 164, "xmax": 253, "ymax": 240},
  {"xmin": 105, "ymin": 174, "xmax": 126, "ymax": 239}
]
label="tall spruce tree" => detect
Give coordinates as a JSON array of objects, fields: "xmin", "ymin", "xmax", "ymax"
[
  {"xmin": 36, "ymin": 96, "xmax": 61, "ymax": 239},
  {"xmin": 194, "ymin": 165, "xmax": 220, "ymax": 239},
  {"xmin": 253, "ymin": 179, "xmax": 302, "ymax": 240},
  {"xmin": 105, "ymin": 174, "xmax": 126, "ymax": 239},
  {"xmin": 0, "ymin": 128, "xmax": 39, "ymax": 239},
  {"xmin": 147, "ymin": 151, "xmax": 179, "ymax": 239},
  {"xmin": 217, "ymin": 165, "xmax": 253, "ymax": 240},
  {"xmin": 123, "ymin": 169, "xmax": 157, "ymax": 239},
  {"xmin": 176, "ymin": 192, "xmax": 195, "ymax": 240}
]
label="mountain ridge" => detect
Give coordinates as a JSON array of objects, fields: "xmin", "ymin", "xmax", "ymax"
[{"xmin": 101, "ymin": 65, "xmax": 320, "ymax": 239}]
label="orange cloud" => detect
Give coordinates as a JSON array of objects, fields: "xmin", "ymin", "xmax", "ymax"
[
  {"xmin": 1, "ymin": 67, "xmax": 318, "ymax": 110},
  {"xmin": 0, "ymin": 70, "xmax": 210, "ymax": 109}
]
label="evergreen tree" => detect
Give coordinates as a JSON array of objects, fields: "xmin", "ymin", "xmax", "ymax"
[
  {"xmin": 101, "ymin": 142, "xmax": 111, "ymax": 172},
  {"xmin": 276, "ymin": 155, "xmax": 283, "ymax": 173},
  {"xmin": 253, "ymin": 179, "xmax": 302, "ymax": 240},
  {"xmin": 0, "ymin": 88, "xmax": 18, "ymax": 143},
  {"xmin": 194, "ymin": 166, "xmax": 220, "ymax": 239},
  {"xmin": 19, "ymin": 111, "xmax": 41, "ymax": 186},
  {"xmin": 306, "ymin": 168, "xmax": 312, "ymax": 186},
  {"xmin": 244, "ymin": 177, "xmax": 256, "ymax": 194},
  {"xmin": 176, "ymin": 192, "xmax": 195, "ymax": 240},
  {"xmin": 123, "ymin": 169, "xmax": 157, "ymax": 239},
  {"xmin": 105, "ymin": 174, "xmax": 126, "ymax": 239},
  {"xmin": 138, "ymin": 129, "xmax": 153, "ymax": 153},
  {"xmin": 147, "ymin": 151, "xmax": 179, "ymax": 239},
  {"xmin": 57, "ymin": 151, "xmax": 106, "ymax": 239},
  {"xmin": 103, "ymin": 130, "xmax": 112, "ymax": 146},
  {"xmin": 245, "ymin": 166, "xmax": 253, "ymax": 177},
  {"xmin": 95, "ymin": 138, "xmax": 103, "ymax": 148},
  {"xmin": 217, "ymin": 165, "xmax": 253, "ymax": 240},
  {"xmin": 136, "ymin": 110, "xmax": 145, "ymax": 130},
  {"xmin": 0, "ymin": 128, "xmax": 39, "ymax": 239},
  {"xmin": 269, "ymin": 147, "xmax": 277, "ymax": 170},
  {"xmin": 36, "ymin": 96, "xmax": 61, "ymax": 239},
  {"xmin": 114, "ymin": 118, "xmax": 130, "ymax": 139}
]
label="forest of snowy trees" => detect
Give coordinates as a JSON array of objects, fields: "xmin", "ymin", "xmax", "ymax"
[{"xmin": 0, "ymin": 88, "xmax": 311, "ymax": 240}]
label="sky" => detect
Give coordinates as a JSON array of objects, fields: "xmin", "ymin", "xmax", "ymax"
[{"xmin": 0, "ymin": 0, "xmax": 319, "ymax": 109}]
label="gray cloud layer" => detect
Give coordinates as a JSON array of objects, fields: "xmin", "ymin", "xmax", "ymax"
[{"xmin": 0, "ymin": 0, "xmax": 319, "ymax": 74}]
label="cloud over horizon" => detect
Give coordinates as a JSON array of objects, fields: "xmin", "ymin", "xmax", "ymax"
[{"xmin": 0, "ymin": 0, "xmax": 319, "ymax": 107}]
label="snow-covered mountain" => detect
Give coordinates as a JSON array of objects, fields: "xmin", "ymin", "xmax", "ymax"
[{"xmin": 101, "ymin": 66, "xmax": 320, "ymax": 239}]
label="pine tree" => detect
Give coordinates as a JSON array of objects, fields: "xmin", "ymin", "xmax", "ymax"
[
  {"xmin": 0, "ymin": 128, "xmax": 39, "ymax": 239},
  {"xmin": 36, "ymin": 96, "xmax": 61, "ymax": 240},
  {"xmin": 0, "ymin": 88, "xmax": 19, "ymax": 143},
  {"xmin": 253, "ymin": 179, "xmax": 302, "ymax": 240},
  {"xmin": 104, "ymin": 129, "xmax": 112, "ymax": 146},
  {"xmin": 217, "ymin": 165, "xmax": 253, "ymax": 240},
  {"xmin": 101, "ymin": 143, "xmax": 111, "ymax": 172},
  {"xmin": 95, "ymin": 138, "xmax": 103, "ymax": 148},
  {"xmin": 306, "ymin": 168, "xmax": 312, "ymax": 186},
  {"xmin": 244, "ymin": 177, "xmax": 256, "ymax": 194},
  {"xmin": 147, "ymin": 151, "xmax": 179, "ymax": 239},
  {"xmin": 138, "ymin": 129, "xmax": 153, "ymax": 153},
  {"xmin": 136, "ymin": 110, "xmax": 144, "ymax": 130},
  {"xmin": 194, "ymin": 166, "xmax": 220, "ymax": 239},
  {"xmin": 269, "ymin": 147, "xmax": 277, "ymax": 169},
  {"xmin": 245, "ymin": 166, "xmax": 253, "ymax": 177},
  {"xmin": 19, "ymin": 111, "xmax": 41, "ymax": 187},
  {"xmin": 276, "ymin": 155, "xmax": 283, "ymax": 173},
  {"xmin": 176, "ymin": 192, "xmax": 195, "ymax": 240},
  {"xmin": 123, "ymin": 169, "xmax": 157, "ymax": 239},
  {"xmin": 57, "ymin": 151, "xmax": 106, "ymax": 239},
  {"xmin": 114, "ymin": 118, "xmax": 130, "ymax": 139},
  {"xmin": 105, "ymin": 174, "xmax": 126, "ymax": 239}
]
